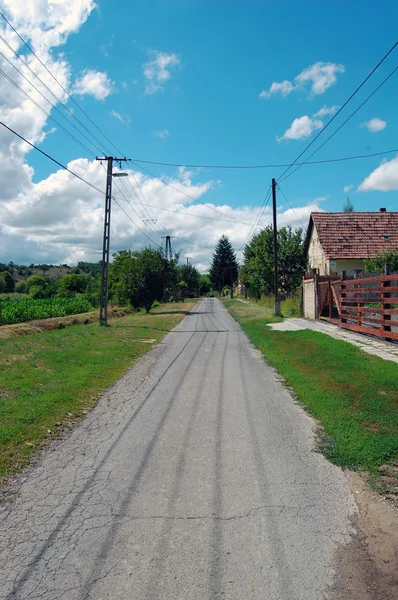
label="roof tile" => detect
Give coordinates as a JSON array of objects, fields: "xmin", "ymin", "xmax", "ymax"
[{"xmin": 311, "ymin": 212, "xmax": 398, "ymax": 259}]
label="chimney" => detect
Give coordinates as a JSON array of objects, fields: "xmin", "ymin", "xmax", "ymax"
[{"xmin": 380, "ymin": 207, "xmax": 387, "ymax": 212}]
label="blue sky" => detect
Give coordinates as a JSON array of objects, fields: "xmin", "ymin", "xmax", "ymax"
[{"xmin": 1, "ymin": 0, "xmax": 398, "ymax": 267}]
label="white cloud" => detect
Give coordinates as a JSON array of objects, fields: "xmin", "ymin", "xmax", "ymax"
[
  {"xmin": 259, "ymin": 80, "xmax": 295, "ymax": 99},
  {"xmin": 343, "ymin": 184, "xmax": 353, "ymax": 194},
  {"xmin": 143, "ymin": 52, "xmax": 180, "ymax": 94},
  {"xmin": 110, "ymin": 110, "xmax": 131, "ymax": 125},
  {"xmin": 277, "ymin": 115, "xmax": 323, "ymax": 142},
  {"xmin": 154, "ymin": 129, "xmax": 169, "ymax": 138},
  {"xmin": 260, "ymin": 62, "xmax": 345, "ymax": 99},
  {"xmin": 358, "ymin": 155, "xmax": 398, "ymax": 192},
  {"xmin": 0, "ymin": 0, "xmax": 95, "ymax": 52},
  {"xmin": 121, "ymin": 81, "xmax": 128, "ymax": 90},
  {"xmin": 361, "ymin": 117, "xmax": 387, "ymax": 133},
  {"xmin": 0, "ymin": 2, "xmax": 325, "ymax": 269},
  {"xmin": 296, "ymin": 62, "xmax": 345, "ymax": 95},
  {"xmin": 73, "ymin": 70, "xmax": 113, "ymax": 100},
  {"xmin": 313, "ymin": 105, "xmax": 339, "ymax": 117}
]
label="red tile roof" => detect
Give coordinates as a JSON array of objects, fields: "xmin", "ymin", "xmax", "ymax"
[{"xmin": 305, "ymin": 212, "xmax": 398, "ymax": 259}]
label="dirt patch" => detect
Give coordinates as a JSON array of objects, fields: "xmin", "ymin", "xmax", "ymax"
[
  {"xmin": 0, "ymin": 307, "xmax": 134, "ymax": 340},
  {"xmin": 327, "ymin": 471, "xmax": 398, "ymax": 599}
]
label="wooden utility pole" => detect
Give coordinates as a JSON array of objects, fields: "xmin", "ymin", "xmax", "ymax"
[{"xmin": 272, "ymin": 178, "xmax": 280, "ymax": 315}]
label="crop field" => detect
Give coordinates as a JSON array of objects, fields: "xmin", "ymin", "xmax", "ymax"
[{"xmin": 0, "ymin": 295, "xmax": 92, "ymax": 325}]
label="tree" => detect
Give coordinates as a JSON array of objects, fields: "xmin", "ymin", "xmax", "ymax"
[
  {"xmin": 210, "ymin": 235, "xmax": 239, "ymax": 293},
  {"xmin": 343, "ymin": 197, "xmax": 354, "ymax": 212},
  {"xmin": 25, "ymin": 275, "xmax": 48, "ymax": 297},
  {"xmin": 110, "ymin": 248, "xmax": 171, "ymax": 312},
  {"xmin": 241, "ymin": 225, "xmax": 306, "ymax": 298},
  {"xmin": 36, "ymin": 264, "xmax": 50, "ymax": 275},
  {"xmin": 0, "ymin": 271, "xmax": 15, "ymax": 293},
  {"xmin": 199, "ymin": 274, "xmax": 212, "ymax": 296},
  {"xmin": 177, "ymin": 265, "xmax": 200, "ymax": 297},
  {"xmin": 364, "ymin": 250, "xmax": 398, "ymax": 273},
  {"xmin": 57, "ymin": 274, "xmax": 89, "ymax": 297}
]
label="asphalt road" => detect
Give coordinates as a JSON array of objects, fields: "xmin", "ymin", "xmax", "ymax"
[{"xmin": 1, "ymin": 298, "xmax": 356, "ymax": 600}]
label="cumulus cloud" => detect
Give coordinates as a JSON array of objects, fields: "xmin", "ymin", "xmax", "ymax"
[
  {"xmin": 154, "ymin": 129, "xmax": 169, "ymax": 138},
  {"xmin": 260, "ymin": 62, "xmax": 345, "ymax": 99},
  {"xmin": 143, "ymin": 52, "xmax": 180, "ymax": 94},
  {"xmin": 358, "ymin": 155, "xmax": 398, "ymax": 192},
  {"xmin": 277, "ymin": 115, "xmax": 323, "ymax": 142},
  {"xmin": 73, "ymin": 69, "xmax": 113, "ymax": 100},
  {"xmin": 313, "ymin": 105, "xmax": 339, "ymax": 117},
  {"xmin": 343, "ymin": 184, "xmax": 353, "ymax": 194},
  {"xmin": 361, "ymin": 117, "xmax": 387, "ymax": 133},
  {"xmin": 110, "ymin": 110, "xmax": 131, "ymax": 125},
  {"xmin": 0, "ymin": 2, "xmax": 324, "ymax": 269},
  {"xmin": 259, "ymin": 80, "xmax": 295, "ymax": 99}
]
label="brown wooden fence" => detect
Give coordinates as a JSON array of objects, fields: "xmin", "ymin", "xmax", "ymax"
[{"xmin": 333, "ymin": 274, "xmax": 398, "ymax": 341}]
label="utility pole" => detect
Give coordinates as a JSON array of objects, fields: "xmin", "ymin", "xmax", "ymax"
[
  {"xmin": 97, "ymin": 156, "xmax": 129, "ymax": 326},
  {"xmin": 161, "ymin": 235, "xmax": 174, "ymax": 261},
  {"xmin": 272, "ymin": 178, "xmax": 280, "ymax": 315}
]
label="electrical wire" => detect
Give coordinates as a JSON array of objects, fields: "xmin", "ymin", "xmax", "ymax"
[
  {"xmin": 238, "ymin": 186, "xmax": 272, "ymax": 252},
  {"xmin": 131, "ymin": 161, "xmax": 256, "ymax": 227},
  {"xmin": 0, "ymin": 67, "xmax": 98, "ymax": 158},
  {"xmin": 276, "ymin": 40, "xmax": 398, "ymax": 182},
  {"xmin": 276, "ymin": 185, "xmax": 306, "ymax": 230},
  {"xmin": 279, "ymin": 64, "xmax": 398, "ymax": 183},
  {"xmin": 0, "ymin": 43, "xmax": 107, "ymax": 156},
  {"xmin": 0, "ymin": 10, "xmax": 123, "ymax": 157},
  {"xmin": 129, "ymin": 147, "xmax": 398, "ymax": 169}
]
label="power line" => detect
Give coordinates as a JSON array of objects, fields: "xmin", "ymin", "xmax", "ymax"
[
  {"xmin": 0, "ymin": 35, "xmax": 111, "ymax": 155},
  {"xmin": 130, "ymin": 147, "xmax": 398, "ymax": 169},
  {"xmin": 0, "ymin": 67, "xmax": 97, "ymax": 158},
  {"xmin": 0, "ymin": 120, "xmax": 104, "ymax": 193},
  {"xmin": 131, "ymin": 161, "xmax": 257, "ymax": 228},
  {"xmin": 276, "ymin": 185, "xmax": 306, "ymax": 230},
  {"xmin": 279, "ymin": 64, "xmax": 398, "ymax": 183},
  {"xmin": 238, "ymin": 186, "xmax": 272, "ymax": 252},
  {"xmin": 0, "ymin": 119, "xmax": 167, "ymax": 249},
  {"xmin": 276, "ymin": 40, "xmax": 398, "ymax": 182},
  {"xmin": 0, "ymin": 10, "xmax": 123, "ymax": 157}
]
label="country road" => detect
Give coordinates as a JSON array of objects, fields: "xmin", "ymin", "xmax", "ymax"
[{"xmin": 0, "ymin": 298, "xmax": 356, "ymax": 600}]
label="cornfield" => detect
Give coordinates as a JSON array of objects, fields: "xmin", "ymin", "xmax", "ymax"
[{"xmin": 0, "ymin": 295, "xmax": 92, "ymax": 326}]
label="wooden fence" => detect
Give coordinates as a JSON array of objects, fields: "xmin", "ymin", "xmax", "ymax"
[{"xmin": 333, "ymin": 274, "xmax": 398, "ymax": 341}]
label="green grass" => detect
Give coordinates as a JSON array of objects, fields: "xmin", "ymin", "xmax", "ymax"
[
  {"xmin": 0, "ymin": 301, "xmax": 197, "ymax": 483},
  {"xmin": 224, "ymin": 298, "xmax": 398, "ymax": 470}
]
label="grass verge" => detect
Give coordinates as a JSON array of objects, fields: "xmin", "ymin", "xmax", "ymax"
[
  {"xmin": 0, "ymin": 301, "xmax": 197, "ymax": 484},
  {"xmin": 224, "ymin": 298, "xmax": 398, "ymax": 472}
]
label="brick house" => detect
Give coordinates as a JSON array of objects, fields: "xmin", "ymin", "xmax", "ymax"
[{"xmin": 304, "ymin": 209, "xmax": 398, "ymax": 277}]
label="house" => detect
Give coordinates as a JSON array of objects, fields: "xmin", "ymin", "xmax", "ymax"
[{"xmin": 304, "ymin": 209, "xmax": 398, "ymax": 277}]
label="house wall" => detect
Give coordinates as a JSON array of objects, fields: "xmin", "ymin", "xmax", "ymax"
[
  {"xmin": 303, "ymin": 277, "xmax": 317, "ymax": 319},
  {"xmin": 332, "ymin": 259, "xmax": 365, "ymax": 277},
  {"xmin": 307, "ymin": 227, "xmax": 329, "ymax": 275}
]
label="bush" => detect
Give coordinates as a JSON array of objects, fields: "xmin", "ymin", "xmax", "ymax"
[{"xmin": 281, "ymin": 289, "xmax": 303, "ymax": 317}]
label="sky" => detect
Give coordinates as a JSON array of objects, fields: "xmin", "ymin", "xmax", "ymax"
[{"xmin": 0, "ymin": 0, "xmax": 397, "ymax": 271}]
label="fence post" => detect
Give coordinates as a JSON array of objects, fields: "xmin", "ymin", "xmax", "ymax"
[{"xmin": 382, "ymin": 265, "xmax": 392, "ymax": 341}]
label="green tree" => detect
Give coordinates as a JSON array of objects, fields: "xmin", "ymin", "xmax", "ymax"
[
  {"xmin": 25, "ymin": 275, "xmax": 48, "ymax": 297},
  {"xmin": 364, "ymin": 250, "xmax": 398, "ymax": 274},
  {"xmin": 57, "ymin": 274, "xmax": 89, "ymax": 297},
  {"xmin": 177, "ymin": 265, "xmax": 200, "ymax": 296},
  {"xmin": 210, "ymin": 235, "xmax": 239, "ymax": 293},
  {"xmin": 36, "ymin": 264, "xmax": 50, "ymax": 276},
  {"xmin": 0, "ymin": 271, "xmax": 15, "ymax": 293},
  {"xmin": 110, "ymin": 248, "xmax": 171, "ymax": 312},
  {"xmin": 241, "ymin": 225, "xmax": 306, "ymax": 297},
  {"xmin": 199, "ymin": 274, "xmax": 212, "ymax": 296},
  {"xmin": 343, "ymin": 197, "xmax": 354, "ymax": 212}
]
